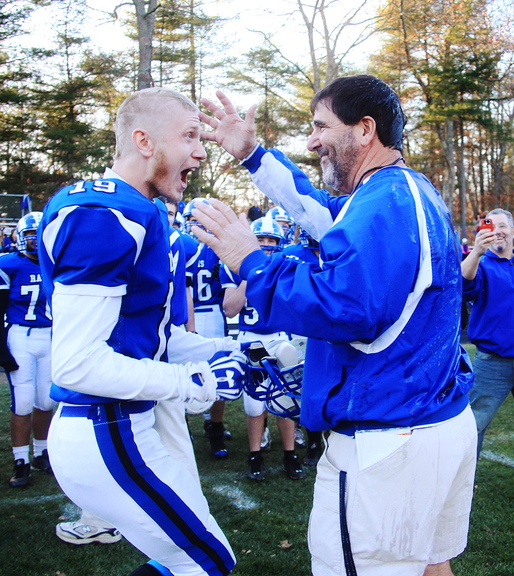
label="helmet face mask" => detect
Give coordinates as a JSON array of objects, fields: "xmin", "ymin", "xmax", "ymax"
[
  {"xmin": 183, "ymin": 198, "xmax": 210, "ymax": 238},
  {"xmin": 299, "ymin": 227, "xmax": 320, "ymax": 250},
  {"xmin": 263, "ymin": 359, "xmax": 302, "ymax": 419},
  {"xmin": 250, "ymin": 217, "xmax": 285, "ymax": 254},
  {"xmin": 16, "ymin": 212, "xmax": 43, "ymax": 255},
  {"xmin": 244, "ymin": 339, "xmax": 304, "ymax": 420}
]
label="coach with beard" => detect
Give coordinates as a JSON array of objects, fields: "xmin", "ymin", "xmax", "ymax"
[{"xmin": 192, "ymin": 75, "xmax": 477, "ymax": 576}]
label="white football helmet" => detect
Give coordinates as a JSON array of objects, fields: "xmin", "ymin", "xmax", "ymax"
[{"xmin": 16, "ymin": 211, "xmax": 43, "ymax": 255}]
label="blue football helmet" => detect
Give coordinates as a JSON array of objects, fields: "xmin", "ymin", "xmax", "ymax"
[
  {"xmin": 183, "ymin": 198, "xmax": 210, "ymax": 237},
  {"xmin": 299, "ymin": 227, "xmax": 320, "ymax": 250},
  {"xmin": 16, "ymin": 211, "xmax": 43, "ymax": 255},
  {"xmin": 244, "ymin": 339, "xmax": 304, "ymax": 420},
  {"xmin": 251, "ymin": 217, "xmax": 284, "ymax": 254},
  {"xmin": 267, "ymin": 206, "xmax": 295, "ymax": 243}
]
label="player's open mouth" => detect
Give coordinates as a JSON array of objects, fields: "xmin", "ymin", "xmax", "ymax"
[{"xmin": 181, "ymin": 169, "xmax": 191, "ymax": 186}]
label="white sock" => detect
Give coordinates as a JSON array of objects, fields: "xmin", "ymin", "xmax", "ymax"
[
  {"xmin": 13, "ymin": 445, "xmax": 30, "ymax": 464},
  {"xmin": 33, "ymin": 439, "xmax": 48, "ymax": 458}
]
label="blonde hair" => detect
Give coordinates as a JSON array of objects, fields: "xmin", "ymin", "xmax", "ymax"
[{"xmin": 113, "ymin": 87, "xmax": 197, "ymax": 160}]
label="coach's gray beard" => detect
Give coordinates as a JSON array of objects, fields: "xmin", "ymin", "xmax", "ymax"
[{"xmin": 321, "ymin": 132, "xmax": 359, "ymax": 191}]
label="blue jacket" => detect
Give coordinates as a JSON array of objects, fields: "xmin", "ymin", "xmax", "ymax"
[
  {"xmin": 239, "ymin": 146, "xmax": 472, "ymax": 432},
  {"xmin": 463, "ymin": 250, "xmax": 514, "ymax": 357}
]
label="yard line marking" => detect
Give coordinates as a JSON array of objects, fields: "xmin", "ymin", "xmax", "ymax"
[
  {"xmin": 0, "ymin": 493, "xmax": 67, "ymax": 508},
  {"xmin": 484, "ymin": 432, "xmax": 514, "ymax": 443},
  {"xmin": 212, "ymin": 484, "xmax": 259, "ymax": 510},
  {"xmin": 481, "ymin": 450, "xmax": 514, "ymax": 468}
]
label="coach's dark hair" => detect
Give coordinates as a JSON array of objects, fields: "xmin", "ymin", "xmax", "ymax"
[{"xmin": 311, "ymin": 75, "xmax": 407, "ymax": 151}]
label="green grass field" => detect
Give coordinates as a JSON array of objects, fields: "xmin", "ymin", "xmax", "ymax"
[{"xmin": 0, "ymin": 343, "xmax": 513, "ymax": 575}]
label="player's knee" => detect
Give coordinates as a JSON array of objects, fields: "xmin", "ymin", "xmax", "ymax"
[
  {"xmin": 34, "ymin": 397, "xmax": 57, "ymax": 412},
  {"xmin": 244, "ymin": 397, "xmax": 266, "ymax": 417},
  {"xmin": 11, "ymin": 386, "xmax": 35, "ymax": 415},
  {"xmin": 11, "ymin": 402, "xmax": 33, "ymax": 416}
]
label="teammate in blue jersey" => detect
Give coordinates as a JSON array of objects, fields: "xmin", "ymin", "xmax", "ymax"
[
  {"xmin": 162, "ymin": 196, "xmax": 200, "ymax": 332},
  {"xmin": 184, "ymin": 198, "xmax": 232, "ymax": 459},
  {"xmin": 193, "ymin": 77, "xmax": 477, "ymax": 576},
  {"xmin": 39, "ymin": 87, "xmax": 248, "ymax": 576},
  {"xmin": 0, "ymin": 212, "xmax": 55, "ymax": 488},
  {"xmin": 221, "ymin": 217, "xmax": 305, "ymax": 481}
]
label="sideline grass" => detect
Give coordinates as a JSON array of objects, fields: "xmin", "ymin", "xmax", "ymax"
[{"xmin": 0, "ymin": 343, "xmax": 513, "ymax": 575}]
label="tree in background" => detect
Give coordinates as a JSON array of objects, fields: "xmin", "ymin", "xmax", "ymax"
[
  {"xmin": 371, "ymin": 0, "xmax": 513, "ymax": 236},
  {"xmin": 1, "ymin": 0, "xmax": 514, "ymax": 223},
  {"xmin": 0, "ymin": 0, "xmax": 46, "ymax": 201},
  {"xmin": 131, "ymin": 0, "xmax": 158, "ymax": 89},
  {"xmin": 0, "ymin": 0, "xmax": 130, "ymax": 207}
]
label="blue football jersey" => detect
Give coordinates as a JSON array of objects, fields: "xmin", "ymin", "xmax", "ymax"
[
  {"xmin": 154, "ymin": 198, "xmax": 189, "ymax": 328},
  {"xmin": 219, "ymin": 263, "xmax": 270, "ymax": 334},
  {"xmin": 187, "ymin": 243, "xmax": 224, "ymax": 308},
  {"xmin": 0, "ymin": 252, "xmax": 52, "ymax": 327},
  {"xmin": 39, "ymin": 178, "xmax": 176, "ymax": 364},
  {"xmin": 179, "ymin": 230, "xmax": 200, "ymax": 264}
]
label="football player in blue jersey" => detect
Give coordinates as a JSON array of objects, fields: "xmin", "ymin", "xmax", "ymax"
[
  {"xmin": 54, "ymin": 197, "xmax": 204, "ymax": 548},
  {"xmin": 184, "ymin": 198, "xmax": 232, "ymax": 459},
  {"xmin": 193, "ymin": 78, "xmax": 477, "ymax": 576},
  {"xmin": 220, "ymin": 217, "xmax": 305, "ymax": 482},
  {"xmin": 39, "ymin": 87, "xmax": 248, "ymax": 576},
  {"xmin": 0, "ymin": 212, "xmax": 55, "ymax": 487},
  {"xmin": 163, "ymin": 196, "xmax": 199, "ymax": 333},
  {"xmin": 184, "ymin": 199, "xmax": 227, "ymax": 342}
]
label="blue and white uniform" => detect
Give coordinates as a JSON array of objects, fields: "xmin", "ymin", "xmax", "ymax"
[
  {"xmin": 220, "ymin": 265, "xmax": 287, "ymax": 338},
  {"xmin": 235, "ymin": 145, "xmax": 477, "ymax": 575},
  {"xmin": 40, "ymin": 174, "xmax": 236, "ymax": 576},
  {"xmin": 0, "ymin": 252, "xmax": 54, "ymax": 415},
  {"xmin": 187, "ymin": 244, "xmax": 226, "ymax": 339}
]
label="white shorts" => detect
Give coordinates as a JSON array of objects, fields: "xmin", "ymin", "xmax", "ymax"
[
  {"xmin": 7, "ymin": 324, "xmax": 55, "ymax": 415},
  {"xmin": 308, "ymin": 405, "xmax": 477, "ymax": 576},
  {"xmin": 49, "ymin": 402, "xmax": 235, "ymax": 576},
  {"xmin": 194, "ymin": 305, "xmax": 226, "ymax": 339},
  {"xmin": 237, "ymin": 331, "xmax": 288, "ymax": 417}
]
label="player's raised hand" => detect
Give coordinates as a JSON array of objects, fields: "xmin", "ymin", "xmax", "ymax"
[
  {"xmin": 191, "ymin": 198, "xmax": 260, "ymax": 273},
  {"xmin": 200, "ymin": 90, "xmax": 258, "ymax": 160}
]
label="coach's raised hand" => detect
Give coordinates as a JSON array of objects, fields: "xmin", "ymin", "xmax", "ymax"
[
  {"xmin": 200, "ymin": 90, "xmax": 258, "ymax": 160},
  {"xmin": 191, "ymin": 198, "xmax": 260, "ymax": 273}
]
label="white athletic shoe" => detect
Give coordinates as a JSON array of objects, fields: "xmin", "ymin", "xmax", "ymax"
[{"xmin": 56, "ymin": 521, "xmax": 122, "ymax": 545}]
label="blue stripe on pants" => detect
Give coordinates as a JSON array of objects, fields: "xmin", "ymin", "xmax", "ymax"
[
  {"xmin": 339, "ymin": 471, "xmax": 357, "ymax": 576},
  {"xmin": 93, "ymin": 403, "xmax": 234, "ymax": 576}
]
